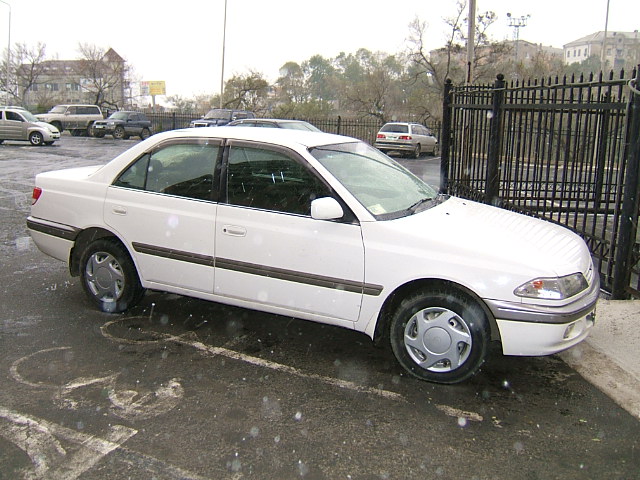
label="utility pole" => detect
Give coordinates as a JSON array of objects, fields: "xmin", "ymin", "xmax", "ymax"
[
  {"xmin": 0, "ymin": 0, "xmax": 10, "ymax": 105},
  {"xmin": 600, "ymin": 0, "xmax": 610, "ymax": 72},
  {"xmin": 467, "ymin": 0, "xmax": 476, "ymax": 84},
  {"xmin": 506, "ymin": 13, "xmax": 530, "ymax": 63},
  {"xmin": 219, "ymin": 0, "xmax": 227, "ymax": 109}
]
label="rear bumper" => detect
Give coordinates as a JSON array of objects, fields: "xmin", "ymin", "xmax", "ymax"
[
  {"xmin": 26, "ymin": 217, "xmax": 78, "ymax": 263},
  {"xmin": 374, "ymin": 141, "xmax": 414, "ymax": 153}
]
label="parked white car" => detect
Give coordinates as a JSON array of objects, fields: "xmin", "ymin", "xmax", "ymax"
[
  {"xmin": 27, "ymin": 127, "xmax": 598, "ymax": 383},
  {"xmin": 375, "ymin": 122, "xmax": 439, "ymax": 158}
]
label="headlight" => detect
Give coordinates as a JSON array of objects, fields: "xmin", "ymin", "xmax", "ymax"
[{"xmin": 514, "ymin": 273, "xmax": 588, "ymax": 300}]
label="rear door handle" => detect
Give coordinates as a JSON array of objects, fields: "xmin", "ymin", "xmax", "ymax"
[
  {"xmin": 112, "ymin": 206, "xmax": 127, "ymax": 215},
  {"xmin": 222, "ymin": 225, "xmax": 246, "ymax": 237}
]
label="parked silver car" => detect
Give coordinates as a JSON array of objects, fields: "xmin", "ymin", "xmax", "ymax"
[
  {"xmin": 375, "ymin": 122, "xmax": 438, "ymax": 158},
  {"xmin": 227, "ymin": 118, "xmax": 322, "ymax": 131},
  {"xmin": 0, "ymin": 108, "xmax": 60, "ymax": 146}
]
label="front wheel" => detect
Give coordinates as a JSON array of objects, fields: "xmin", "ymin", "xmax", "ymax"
[
  {"xmin": 113, "ymin": 126, "xmax": 125, "ymax": 139},
  {"xmin": 140, "ymin": 128, "xmax": 151, "ymax": 140},
  {"xmin": 410, "ymin": 144, "xmax": 421, "ymax": 159},
  {"xmin": 389, "ymin": 288, "xmax": 490, "ymax": 384},
  {"xmin": 79, "ymin": 239, "xmax": 145, "ymax": 313},
  {"xmin": 29, "ymin": 131, "xmax": 44, "ymax": 146}
]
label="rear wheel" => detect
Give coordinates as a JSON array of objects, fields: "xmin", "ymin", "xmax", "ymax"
[
  {"xmin": 80, "ymin": 239, "xmax": 145, "ymax": 313},
  {"xmin": 411, "ymin": 144, "xmax": 421, "ymax": 159},
  {"xmin": 140, "ymin": 128, "xmax": 151, "ymax": 140},
  {"xmin": 389, "ymin": 288, "xmax": 490, "ymax": 384},
  {"xmin": 29, "ymin": 131, "xmax": 44, "ymax": 146}
]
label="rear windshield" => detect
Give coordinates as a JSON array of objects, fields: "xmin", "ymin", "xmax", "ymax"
[{"xmin": 380, "ymin": 124, "xmax": 409, "ymax": 134}]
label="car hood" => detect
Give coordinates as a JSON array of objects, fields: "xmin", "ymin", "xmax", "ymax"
[
  {"xmin": 376, "ymin": 196, "xmax": 591, "ymax": 279},
  {"xmin": 36, "ymin": 121, "xmax": 58, "ymax": 131}
]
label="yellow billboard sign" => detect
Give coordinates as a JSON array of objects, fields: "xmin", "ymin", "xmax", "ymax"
[{"xmin": 141, "ymin": 81, "xmax": 166, "ymax": 96}]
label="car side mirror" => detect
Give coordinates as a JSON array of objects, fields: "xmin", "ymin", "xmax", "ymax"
[{"xmin": 311, "ymin": 197, "xmax": 343, "ymax": 220}]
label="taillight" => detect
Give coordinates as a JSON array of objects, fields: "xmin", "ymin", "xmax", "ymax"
[
  {"xmin": 32, "ymin": 187, "xmax": 42, "ymax": 205},
  {"xmin": 376, "ymin": 133, "xmax": 385, "ymax": 139},
  {"xmin": 399, "ymin": 135, "xmax": 412, "ymax": 140}
]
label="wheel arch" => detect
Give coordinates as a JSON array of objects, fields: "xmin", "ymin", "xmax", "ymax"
[
  {"xmin": 70, "ymin": 227, "xmax": 130, "ymax": 276},
  {"xmin": 372, "ymin": 278, "xmax": 500, "ymax": 345}
]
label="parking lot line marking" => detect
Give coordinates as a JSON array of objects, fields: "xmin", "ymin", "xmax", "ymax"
[
  {"xmin": 0, "ymin": 406, "xmax": 137, "ymax": 479},
  {"xmin": 0, "ymin": 406, "xmax": 209, "ymax": 480},
  {"xmin": 100, "ymin": 320, "xmax": 405, "ymax": 402}
]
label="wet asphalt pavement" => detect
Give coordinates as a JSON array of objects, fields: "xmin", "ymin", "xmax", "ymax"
[{"xmin": 0, "ymin": 135, "xmax": 638, "ymax": 479}]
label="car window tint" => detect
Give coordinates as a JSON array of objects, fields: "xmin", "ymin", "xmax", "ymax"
[
  {"xmin": 6, "ymin": 111, "xmax": 23, "ymax": 121},
  {"xmin": 114, "ymin": 143, "xmax": 219, "ymax": 201},
  {"xmin": 114, "ymin": 154, "xmax": 149, "ymax": 190},
  {"xmin": 226, "ymin": 146, "xmax": 330, "ymax": 215},
  {"xmin": 381, "ymin": 124, "xmax": 408, "ymax": 134}
]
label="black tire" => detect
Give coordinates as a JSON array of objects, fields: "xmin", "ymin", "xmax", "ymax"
[
  {"xmin": 29, "ymin": 131, "xmax": 44, "ymax": 146},
  {"xmin": 140, "ymin": 128, "xmax": 151, "ymax": 140},
  {"xmin": 79, "ymin": 239, "xmax": 145, "ymax": 313},
  {"xmin": 389, "ymin": 288, "xmax": 490, "ymax": 384},
  {"xmin": 93, "ymin": 130, "xmax": 106, "ymax": 138},
  {"xmin": 86, "ymin": 122, "xmax": 95, "ymax": 137},
  {"xmin": 113, "ymin": 126, "xmax": 125, "ymax": 139},
  {"xmin": 411, "ymin": 144, "xmax": 421, "ymax": 159},
  {"xmin": 44, "ymin": 141, "xmax": 54, "ymax": 146}
]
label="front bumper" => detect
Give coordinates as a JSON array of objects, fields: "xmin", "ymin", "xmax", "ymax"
[
  {"xmin": 41, "ymin": 130, "xmax": 60, "ymax": 141},
  {"xmin": 487, "ymin": 275, "xmax": 599, "ymax": 356}
]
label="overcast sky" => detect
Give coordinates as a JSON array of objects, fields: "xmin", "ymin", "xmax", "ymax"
[{"xmin": 3, "ymin": 0, "xmax": 639, "ymax": 99}]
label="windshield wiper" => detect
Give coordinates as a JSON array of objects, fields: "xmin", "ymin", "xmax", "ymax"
[{"xmin": 408, "ymin": 194, "xmax": 448, "ymax": 214}]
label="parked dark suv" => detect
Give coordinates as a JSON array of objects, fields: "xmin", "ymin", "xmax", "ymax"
[
  {"xmin": 189, "ymin": 108, "xmax": 255, "ymax": 127},
  {"xmin": 92, "ymin": 111, "xmax": 152, "ymax": 139}
]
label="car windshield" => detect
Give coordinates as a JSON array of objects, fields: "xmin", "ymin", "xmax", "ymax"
[
  {"xmin": 203, "ymin": 109, "xmax": 232, "ymax": 120},
  {"xmin": 310, "ymin": 142, "xmax": 439, "ymax": 219},
  {"xmin": 49, "ymin": 106, "xmax": 67, "ymax": 114},
  {"xmin": 380, "ymin": 124, "xmax": 409, "ymax": 134},
  {"xmin": 22, "ymin": 111, "xmax": 39, "ymax": 122},
  {"xmin": 109, "ymin": 112, "xmax": 129, "ymax": 120}
]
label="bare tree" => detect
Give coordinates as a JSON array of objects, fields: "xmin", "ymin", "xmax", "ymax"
[
  {"xmin": 10, "ymin": 42, "xmax": 48, "ymax": 105},
  {"xmin": 75, "ymin": 43, "xmax": 127, "ymax": 109}
]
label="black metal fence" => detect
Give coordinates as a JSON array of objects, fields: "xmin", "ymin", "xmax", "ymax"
[
  {"xmin": 440, "ymin": 68, "xmax": 640, "ymax": 298},
  {"xmin": 143, "ymin": 112, "xmax": 440, "ymax": 147}
]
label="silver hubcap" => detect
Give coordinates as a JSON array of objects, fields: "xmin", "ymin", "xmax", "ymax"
[
  {"xmin": 404, "ymin": 307, "xmax": 472, "ymax": 372},
  {"xmin": 85, "ymin": 251, "xmax": 124, "ymax": 302}
]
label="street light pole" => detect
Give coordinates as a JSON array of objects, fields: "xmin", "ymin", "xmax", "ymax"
[
  {"xmin": 506, "ymin": 13, "xmax": 530, "ymax": 63},
  {"xmin": 219, "ymin": 0, "xmax": 227, "ymax": 109},
  {"xmin": 0, "ymin": 0, "xmax": 10, "ymax": 105}
]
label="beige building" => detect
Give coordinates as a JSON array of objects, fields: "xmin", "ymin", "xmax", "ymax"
[
  {"xmin": 564, "ymin": 31, "xmax": 640, "ymax": 70},
  {"xmin": 19, "ymin": 48, "xmax": 127, "ymax": 111}
]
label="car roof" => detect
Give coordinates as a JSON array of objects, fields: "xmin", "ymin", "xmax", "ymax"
[{"xmin": 157, "ymin": 126, "xmax": 357, "ymax": 149}]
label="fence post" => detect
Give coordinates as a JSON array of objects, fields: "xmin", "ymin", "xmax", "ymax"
[
  {"xmin": 485, "ymin": 74, "xmax": 505, "ymax": 205},
  {"xmin": 440, "ymin": 79, "xmax": 453, "ymax": 194},
  {"xmin": 337, "ymin": 116, "xmax": 342, "ymax": 135},
  {"xmin": 612, "ymin": 67, "xmax": 640, "ymax": 299}
]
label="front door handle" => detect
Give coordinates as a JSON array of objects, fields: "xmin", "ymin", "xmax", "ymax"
[{"xmin": 222, "ymin": 225, "xmax": 246, "ymax": 237}]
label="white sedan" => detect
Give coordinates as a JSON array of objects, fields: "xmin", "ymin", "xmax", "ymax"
[{"xmin": 27, "ymin": 127, "xmax": 599, "ymax": 383}]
